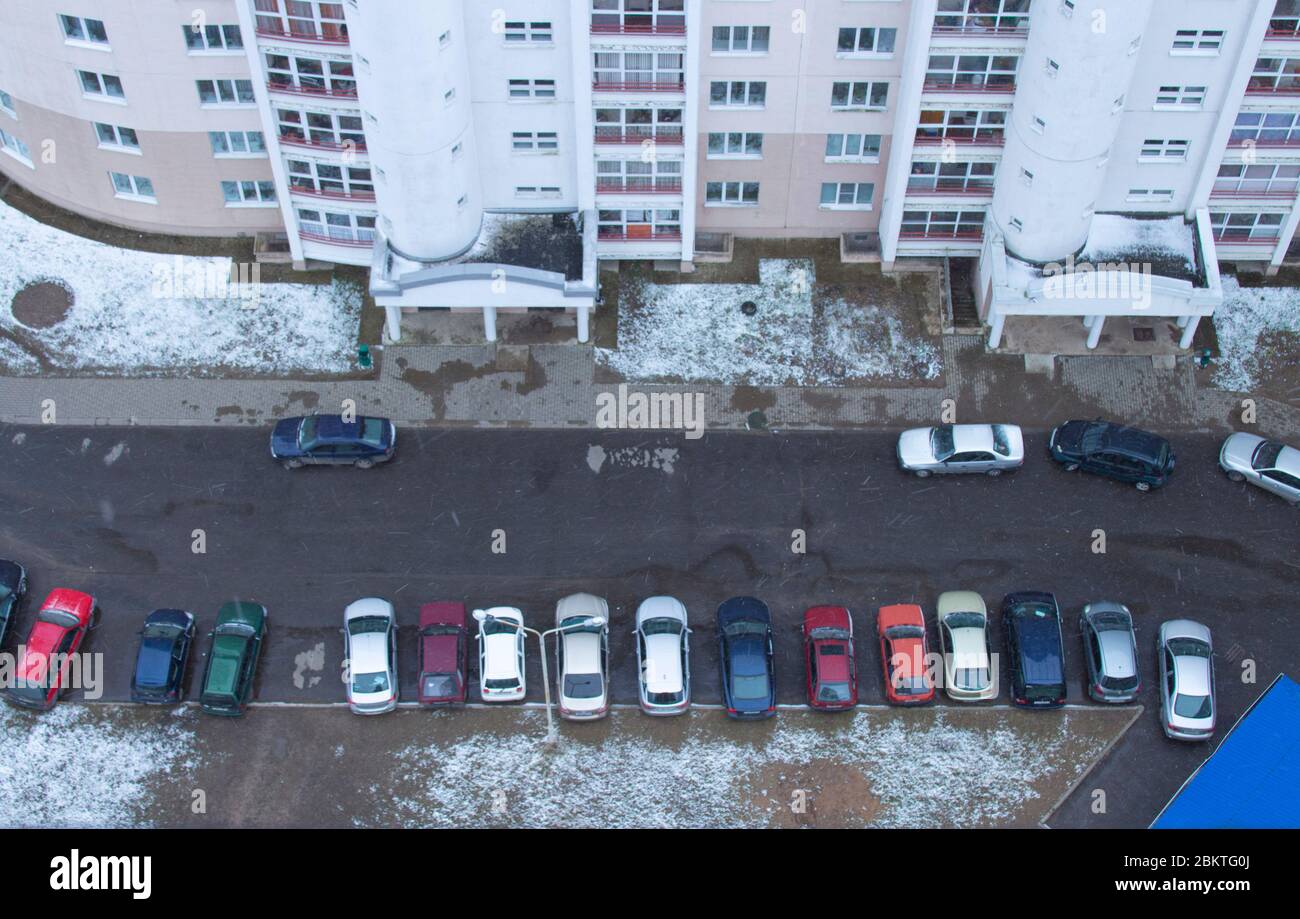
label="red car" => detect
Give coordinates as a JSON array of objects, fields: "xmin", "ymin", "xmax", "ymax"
[
  {"xmin": 803, "ymin": 606, "xmax": 857, "ymax": 711},
  {"xmin": 877, "ymin": 604, "xmax": 935, "ymax": 705},
  {"xmin": 417, "ymin": 601, "xmax": 469, "ymax": 706},
  {"xmin": 4, "ymin": 588, "xmax": 97, "ymax": 711}
]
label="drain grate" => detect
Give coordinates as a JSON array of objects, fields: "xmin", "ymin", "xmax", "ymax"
[{"xmin": 1132, "ymin": 327, "xmax": 1155, "ymax": 342}]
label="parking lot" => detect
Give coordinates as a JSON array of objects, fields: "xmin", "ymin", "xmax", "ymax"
[{"xmin": 0, "ymin": 424, "xmax": 1296, "ymax": 826}]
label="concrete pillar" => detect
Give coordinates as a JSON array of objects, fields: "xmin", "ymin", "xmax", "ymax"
[
  {"xmin": 576, "ymin": 305, "xmax": 590, "ymax": 343},
  {"xmin": 1179, "ymin": 316, "xmax": 1200, "ymax": 349},
  {"xmin": 1086, "ymin": 315, "xmax": 1104, "ymax": 349},
  {"xmin": 1083, "ymin": 315, "xmax": 1096, "ymax": 329},
  {"xmin": 483, "ymin": 305, "xmax": 497, "ymax": 342},
  {"xmin": 988, "ymin": 310, "xmax": 1006, "ymax": 348},
  {"xmin": 383, "ymin": 305, "xmax": 402, "ymax": 342}
]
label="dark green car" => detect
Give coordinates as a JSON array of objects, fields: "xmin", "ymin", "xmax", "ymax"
[{"xmin": 199, "ymin": 601, "xmax": 268, "ymax": 716}]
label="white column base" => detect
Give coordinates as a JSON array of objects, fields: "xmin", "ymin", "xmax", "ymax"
[
  {"xmin": 576, "ymin": 305, "xmax": 590, "ymax": 343},
  {"xmin": 1086, "ymin": 314, "xmax": 1104, "ymax": 349},
  {"xmin": 1179, "ymin": 316, "xmax": 1200, "ymax": 349},
  {"xmin": 483, "ymin": 305, "xmax": 498, "ymax": 342},
  {"xmin": 988, "ymin": 310, "xmax": 1006, "ymax": 348},
  {"xmin": 383, "ymin": 305, "xmax": 402, "ymax": 343}
]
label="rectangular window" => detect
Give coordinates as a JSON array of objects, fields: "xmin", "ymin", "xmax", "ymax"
[
  {"xmin": 597, "ymin": 158, "xmax": 682, "ymax": 192},
  {"xmin": 707, "ymin": 132, "xmax": 763, "ymax": 158},
  {"xmin": 705, "ymin": 181, "xmax": 760, "ymax": 206},
  {"xmin": 831, "ymin": 81, "xmax": 889, "ymax": 110},
  {"xmin": 824, "ymin": 133, "xmax": 882, "ymax": 161},
  {"xmin": 595, "ymin": 107, "xmax": 684, "ymax": 144},
  {"xmin": 1214, "ymin": 163, "xmax": 1300, "ymax": 196},
  {"xmin": 209, "ymin": 130, "xmax": 267, "ymax": 156},
  {"xmin": 594, "ymin": 51, "xmax": 684, "ymax": 89},
  {"xmin": 709, "ymin": 80, "xmax": 767, "ymax": 108},
  {"xmin": 908, "ymin": 160, "xmax": 997, "ymax": 193},
  {"xmin": 514, "ymin": 186, "xmax": 563, "ymax": 198},
  {"xmin": 819, "ymin": 182, "xmax": 875, "ymax": 209},
  {"xmin": 183, "ymin": 23, "xmax": 243, "ymax": 52},
  {"xmin": 221, "ymin": 180, "xmax": 278, "ymax": 205},
  {"xmin": 1210, "ymin": 210, "xmax": 1283, "ymax": 241},
  {"xmin": 254, "ymin": 0, "xmax": 349, "ymax": 43},
  {"xmin": 503, "ymin": 21, "xmax": 553, "ymax": 43},
  {"xmin": 265, "ymin": 53, "xmax": 356, "ymax": 97},
  {"xmin": 1231, "ymin": 110, "xmax": 1300, "ymax": 146},
  {"xmin": 1154, "ymin": 84, "xmax": 1206, "ymax": 107},
  {"xmin": 900, "ymin": 208, "xmax": 986, "ymax": 239},
  {"xmin": 287, "ymin": 159, "xmax": 374, "ymax": 198},
  {"xmin": 0, "ymin": 90, "xmax": 16, "ymax": 118},
  {"xmin": 1171, "ymin": 29, "xmax": 1224, "ymax": 54},
  {"xmin": 512, "ymin": 131, "xmax": 560, "ymax": 151},
  {"xmin": 277, "ymin": 108, "xmax": 366, "ymax": 149},
  {"xmin": 591, "ymin": 0, "xmax": 686, "ymax": 34},
  {"xmin": 1126, "ymin": 188, "xmax": 1175, "ymax": 203},
  {"xmin": 1139, "ymin": 138, "xmax": 1190, "ymax": 161},
  {"xmin": 94, "ymin": 122, "xmax": 140, "ymax": 151},
  {"xmin": 60, "ymin": 14, "xmax": 109, "ymax": 45},
  {"xmin": 79, "ymin": 71, "xmax": 125, "ymax": 101},
  {"xmin": 836, "ymin": 27, "xmax": 896, "ymax": 55},
  {"xmin": 915, "ymin": 109, "xmax": 1006, "ymax": 145},
  {"xmin": 298, "ymin": 208, "xmax": 377, "ymax": 244},
  {"xmin": 597, "ymin": 208, "xmax": 682, "ymax": 241},
  {"xmin": 925, "ymin": 54, "xmax": 1020, "ymax": 90},
  {"xmin": 712, "ymin": 25, "xmax": 770, "ymax": 53},
  {"xmin": 934, "ymin": 0, "xmax": 1030, "ymax": 33},
  {"xmin": 110, "ymin": 171, "xmax": 155, "ymax": 202},
  {"xmin": 0, "ymin": 128, "xmax": 32, "ymax": 166},
  {"xmin": 508, "ymin": 78, "xmax": 558, "ymax": 99},
  {"xmin": 196, "ymin": 79, "xmax": 256, "ymax": 106}
]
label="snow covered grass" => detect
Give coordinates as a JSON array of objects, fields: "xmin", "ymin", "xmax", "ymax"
[
  {"xmin": 1212, "ymin": 275, "xmax": 1300, "ymax": 393},
  {"xmin": 598, "ymin": 259, "xmax": 941, "ymax": 385},
  {"xmin": 0, "ymin": 197, "xmax": 363, "ymax": 376},
  {"xmin": 375, "ymin": 708, "xmax": 1110, "ymax": 828},
  {"xmin": 0, "ymin": 704, "xmax": 198, "ymax": 828}
]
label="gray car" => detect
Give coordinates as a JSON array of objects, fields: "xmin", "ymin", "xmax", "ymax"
[
  {"xmin": 1079, "ymin": 602, "xmax": 1140, "ymax": 703},
  {"xmin": 896, "ymin": 423, "xmax": 1025, "ymax": 477},
  {"xmin": 1219, "ymin": 432, "xmax": 1300, "ymax": 506},
  {"xmin": 1157, "ymin": 619, "xmax": 1215, "ymax": 742}
]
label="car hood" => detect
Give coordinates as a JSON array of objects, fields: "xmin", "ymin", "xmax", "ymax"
[
  {"xmin": 1220, "ymin": 432, "xmax": 1263, "ymax": 471},
  {"xmin": 897, "ymin": 428, "xmax": 935, "ymax": 465},
  {"xmin": 1051, "ymin": 420, "xmax": 1088, "ymax": 453},
  {"xmin": 271, "ymin": 418, "xmax": 304, "ymax": 457}
]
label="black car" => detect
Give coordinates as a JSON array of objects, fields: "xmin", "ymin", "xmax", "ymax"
[
  {"xmin": 0, "ymin": 559, "xmax": 27, "ymax": 649},
  {"xmin": 1003, "ymin": 591, "xmax": 1067, "ymax": 709},
  {"xmin": 1049, "ymin": 420, "xmax": 1174, "ymax": 491},
  {"xmin": 717, "ymin": 597, "xmax": 776, "ymax": 720},
  {"xmin": 131, "ymin": 609, "xmax": 197, "ymax": 703},
  {"xmin": 270, "ymin": 414, "xmax": 396, "ymax": 469}
]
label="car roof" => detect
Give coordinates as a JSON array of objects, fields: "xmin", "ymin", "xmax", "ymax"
[
  {"xmin": 643, "ymin": 633, "xmax": 683, "ymax": 692},
  {"xmin": 1173, "ymin": 654, "xmax": 1212, "ymax": 695},
  {"xmin": 561, "ymin": 629, "xmax": 602, "ymax": 675},
  {"xmin": 1273, "ymin": 445, "xmax": 1300, "ymax": 476},
  {"xmin": 348, "ymin": 631, "xmax": 390, "ymax": 670},
  {"xmin": 1088, "ymin": 421, "xmax": 1169, "ymax": 458},
  {"xmin": 950, "ymin": 424, "xmax": 996, "ymax": 453},
  {"xmin": 308, "ymin": 414, "xmax": 385, "ymax": 442},
  {"xmin": 482, "ymin": 631, "xmax": 521, "ymax": 679},
  {"xmin": 1098, "ymin": 629, "xmax": 1137, "ymax": 677}
]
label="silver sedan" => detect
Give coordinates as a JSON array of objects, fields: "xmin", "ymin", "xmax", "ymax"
[
  {"xmin": 1219, "ymin": 432, "xmax": 1300, "ymax": 506},
  {"xmin": 897, "ymin": 424, "xmax": 1024, "ymax": 477},
  {"xmin": 1158, "ymin": 619, "xmax": 1215, "ymax": 742}
]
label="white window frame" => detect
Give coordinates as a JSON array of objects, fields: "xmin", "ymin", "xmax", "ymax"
[
  {"xmin": 819, "ymin": 182, "xmax": 875, "ymax": 210},
  {"xmin": 704, "ymin": 181, "xmax": 760, "ymax": 207},
  {"xmin": 209, "ymin": 130, "xmax": 267, "ymax": 158},
  {"xmin": 59, "ymin": 14, "xmax": 109, "ymax": 49},
  {"xmin": 711, "ymin": 25, "xmax": 770, "ymax": 55},
  {"xmin": 183, "ymin": 23, "xmax": 244, "ymax": 53},
  {"xmin": 1171, "ymin": 29, "xmax": 1224, "ymax": 56},
  {"xmin": 254, "ymin": 1, "xmax": 348, "ymax": 42},
  {"xmin": 1154, "ymin": 84, "xmax": 1206, "ymax": 108},
  {"xmin": 512, "ymin": 131, "xmax": 560, "ymax": 152},
  {"xmin": 514, "ymin": 186, "xmax": 563, "ymax": 198},
  {"xmin": 508, "ymin": 78, "xmax": 558, "ymax": 100},
  {"xmin": 503, "ymin": 21, "xmax": 554, "ymax": 44},
  {"xmin": 836, "ymin": 27, "xmax": 896, "ymax": 57},
  {"xmin": 708, "ymin": 80, "xmax": 767, "ymax": 109},
  {"xmin": 0, "ymin": 90, "xmax": 17, "ymax": 119},
  {"xmin": 110, "ymin": 171, "xmax": 156, "ymax": 203},
  {"xmin": 1126, "ymin": 188, "xmax": 1175, "ymax": 203},
  {"xmin": 830, "ymin": 81, "xmax": 889, "ymax": 110},
  {"xmin": 221, "ymin": 179, "xmax": 278, "ymax": 207},
  {"xmin": 1138, "ymin": 138, "xmax": 1190, "ymax": 162},
  {"xmin": 596, "ymin": 207, "xmax": 682, "ymax": 241},
  {"xmin": 933, "ymin": 0, "xmax": 1030, "ymax": 33},
  {"xmin": 924, "ymin": 54, "xmax": 1020, "ymax": 90},
  {"xmin": 277, "ymin": 108, "xmax": 366, "ymax": 150},
  {"xmin": 297, "ymin": 208, "xmax": 377, "ymax": 244},
  {"xmin": 1210, "ymin": 210, "xmax": 1283, "ymax": 241},
  {"xmin": 0, "ymin": 128, "xmax": 33, "ymax": 168},
  {"xmin": 196, "ymin": 79, "xmax": 256, "ymax": 107},
  {"xmin": 79, "ymin": 71, "xmax": 125, "ymax": 103},
  {"xmin": 94, "ymin": 122, "xmax": 141, "ymax": 154},
  {"xmin": 707, "ymin": 132, "xmax": 763, "ymax": 159},
  {"xmin": 824, "ymin": 133, "xmax": 881, "ymax": 162},
  {"xmin": 915, "ymin": 109, "xmax": 1006, "ymax": 145}
]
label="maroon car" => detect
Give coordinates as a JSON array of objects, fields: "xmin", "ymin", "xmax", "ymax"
[
  {"xmin": 417, "ymin": 602, "xmax": 469, "ymax": 706},
  {"xmin": 803, "ymin": 605, "xmax": 857, "ymax": 711}
]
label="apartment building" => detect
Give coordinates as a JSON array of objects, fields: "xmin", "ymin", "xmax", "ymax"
[{"xmin": 0, "ymin": 0, "xmax": 1296, "ymax": 348}]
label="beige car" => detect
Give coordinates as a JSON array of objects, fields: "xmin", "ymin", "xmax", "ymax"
[{"xmin": 936, "ymin": 591, "xmax": 997, "ymax": 702}]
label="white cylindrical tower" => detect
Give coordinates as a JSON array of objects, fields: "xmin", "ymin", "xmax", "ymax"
[
  {"xmin": 347, "ymin": 0, "xmax": 482, "ymax": 260},
  {"xmin": 991, "ymin": 0, "xmax": 1154, "ymax": 263}
]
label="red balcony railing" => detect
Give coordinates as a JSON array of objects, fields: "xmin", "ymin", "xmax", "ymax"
[
  {"xmin": 907, "ymin": 184, "xmax": 996, "ymax": 196},
  {"xmin": 592, "ymin": 80, "xmax": 686, "ymax": 94},
  {"xmin": 597, "ymin": 230, "xmax": 683, "ymax": 242},
  {"xmin": 899, "ymin": 229, "xmax": 984, "ymax": 241},
  {"xmin": 596, "ymin": 179, "xmax": 683, "ymax": 194},
  {"xmin": 290, "ymin": 186, "xmax": 377, "ymax": 202},
  {"xmin": 594, "ymin": 130, "xmax": 684, "ymax": 146},
  {"xmin": 931, "ymin": 25, "xmax": 1028, "ymax": 36},
  {"xmin": 255, "ymin": 27, "xmax": 349, "ymax": 46},
  {"xmin": 590, "ymin": 23, "xmax": 686, "ymax": 36},
  {"xmin": 913, "ymin": 133, "xmax": 1006, "ymax": 147},
  {"xmin": 1264, "ymin": 28, "xmax": 1300, "ymax": 40},
  {"xmin": 278, "ymin": 134, "xmax": 367, "ymax": 154},
  {"xmin": 267, "ymin": 80, "xmax": 358, "ymax": 99},
  {"xmin": 922, "ymin": 80, "xmax": 1017, "ymax": 94},
  {"xmin": 1245, "ymin": 81, "xmax": 1300, "ymax": 95},
  {"xmin": 299, "ymin": 230, "xmax": 374, "ymax": 248}
]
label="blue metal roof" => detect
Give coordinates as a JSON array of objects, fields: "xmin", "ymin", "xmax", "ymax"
[{"xmin": 1153, "ymin": 674, "xmax": 1300, "ymax": 829}]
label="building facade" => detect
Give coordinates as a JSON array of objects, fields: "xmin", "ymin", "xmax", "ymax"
[{"xmin": 1, "ymin": 0, "xmax": 1297, "ymax": 345}]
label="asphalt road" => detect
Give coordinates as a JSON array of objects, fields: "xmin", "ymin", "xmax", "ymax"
[{"xmin": 0, "ymin": 424, "xmax": 1296, "ymax": 826}]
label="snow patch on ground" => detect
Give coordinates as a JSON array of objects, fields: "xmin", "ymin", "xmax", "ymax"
[
  {"xmin": 0, "ymin": 198, "xmax": 363, "ymax": 376},
  {"xmin": 379, "ymin": 708, "xmax": 1102, "ymax": 828},
  {"xmin": 1212, "ymin": 275, "xmax": 1300, "ymax": 392},
  {"xmin": 0, "ymin": 705, "xmax": 197, "ymax": 828},
  {"xmin": 599, "ymin": 260, "xmax": 940, "ymax": 385}
]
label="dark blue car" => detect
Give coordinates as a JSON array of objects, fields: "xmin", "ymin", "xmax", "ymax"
[
  {"xmin": 0, "ymin": 559, "xmax": 27, "ymax": 650},
  {"xmin": 270, "ymin": 414, "xmax": 396, "ymax": 469},
  {"xmin": 718, "ymin": 597, "xmax": 776, "ymax": 720},
  {"xmin": 1002, "ymin": 591, "xmax": 1067, "ymax": 709},
  {"xmin": 131, "ymin": 609, "xmax": 197, "ymax": 703}
]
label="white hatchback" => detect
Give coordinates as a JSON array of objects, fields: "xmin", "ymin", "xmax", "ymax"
[
  {"xmin": 634, "ymin": 596, "xmax": 691, "ymax": 715},
  {"xmin": 344, "ymin": 597, "xmax": 398, "ymax": 715},
  {"xmin": 555, "ymin": 593, "xmax": 609, "ymax": 720},
  {"xmin": 474, "ymin": 607, "xmax": 527, "ymax": 703}
]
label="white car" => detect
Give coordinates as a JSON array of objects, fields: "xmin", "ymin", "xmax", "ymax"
[
  {"xmin": 1158, "ymin": 619, "xmax": 1216, "ymax": 742},
  {"xmin": 555, "ymin": 593, "xmax": 609, "ymax": 720},
  {"xmin": 475, "ymin": 607, "xmax": 526, "ymax": 702},
  {"xmin": 344, "ymin": 597, "xmax": 398, "ymax": 715},
  {"xmin": 897, "ymin": 424, "xmax": 1025, "ymax": 477},
  {"xmin": 634, "ymin": 596, "xmax": 691, "ymax": 715},
  {"xmin": 936, "ymin": 590, "xmax": 997, "ymax": 701},
  {"xmin": 1219, "ymin": 432, "xmax": 1300, "ymax": 506}
]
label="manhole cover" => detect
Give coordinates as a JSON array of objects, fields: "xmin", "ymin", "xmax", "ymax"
[
  {"xmin": 746, "ymin": 410, "xmax": 768, "ymax": 430},
  {"xmin": 11, "ymin": 280, "xmax": 74, "ymax": 329},
  {"xmin": 1132, "ymin": 327, "xmax": 1155, "ymax": 342},
  {"xmin": 741, "ymin": 300, "xmax": 758, "ymax": 316}
]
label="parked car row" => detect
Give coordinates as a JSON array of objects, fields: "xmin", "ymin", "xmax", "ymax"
[{"xmin": 898, "ymin": 419, "xmax": 1299, "ymax": 505}]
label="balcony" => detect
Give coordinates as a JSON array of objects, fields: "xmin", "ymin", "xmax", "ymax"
[
  {"xmin": 1265, "ymin": 28, "xmax": 1300, "ymax": 41},
  {"xmin": 590, "ymin": 22, "xmax": 686, "ymax": 36},
  {"xmin": 255, "ymin": 27, "xmax": 349, "ymax": 46},
  {"xmin": 592, "ymin": 80, "xmax": 686, "ymax": 94},
  {"xmin": 1245, "ymin": 80, "xmax": 1300, "ymax": 96},
  {"xmin": 594, "ymin": 129, "xmax": 684, "ymax": 146},
  {"xmin": 278, "ymin": 134, "xmax": 367, "ymax": 154},
  {"xmin": 1212, "ymin": 233, "xmax": 1279, "ymax": 247},
  {"xmin": 931, "ymin": 24, "xmax": 1028, "ymax": 36},
  {"xmin": 922, "ymin": 80, "xmax": 1017, "ymax": 95},
  {"xmin": 899, "ymin": 229, "xmax": 984, "ymax": 241},
  {"xmin": 597, "ymin": 230, "xmax": 683, "ymax": 242},
  {"xmin": 906, "ymin": 183, "xmax": 996, "ymax": 197},
  {"xmin": 1227, "ymin": 136, "xmax": 1300, "ymax": 149},
  {"xmin": 290, "ymin": 186, "xmax": 377, "ymax": 203},
  {"xmin": 267, "ymin": 80, "xmax": 358, "ymax": 100},
  {"xmin": 299, "ymin": 229, "xmax": 374, "ymax": 248},
  {"xmin": 596, "ymin": 178, "xmax": 683, "ymax": 195},
  {"xmin": 1209, "ymin": 188, "xmax": 1298, "ymax": 199},
  {"xmin": 914, "ymin": 133, "xmax": 1005, "ymax": 148}
]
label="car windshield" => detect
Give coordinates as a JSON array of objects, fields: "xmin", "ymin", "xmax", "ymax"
[
  {"xmin": 642, "ymin": 617, "xmax": 682, "ymax": 636},
  {"xmin": 816, "ymin": 681, "xmax": 852, "ymax": 703},
  {"xmin": 954, "ymin": 666, "xmax": 990, "ymax": 691},
  {"xmin": 564, "ymin": 673, "xmax": 603, "ymax": 699},
  {"xmin": 894, "ymin": 676, "xmax": 930, "ymax": 695},
  {"xmin": 930, "ymin": 425, "xmax": 955, "ymax": 460},
  {"xmin": 1253, "ymin": 441, "xmax": 1284, "ymax": 471},
  {"xmin": 484, "ymin": 677, "xmax": 519, "ymax": 690},
  {"xmin": 1168, "ymin": 637, "xmax": 1210, "ymax": 659},
  {"xmin": 360, "ymin": 418, "xmax": 386, "ymax": 446},
  {"xmin": 731, "ymin": 673, "xmax": 769, "ymax": 701},
  {"xmin": 1080, "ymin": 423, "xmax": 1109, "ymax": 452},
  {"xmin": 647, "ymin": 690, "xmax": 684, "ymax": 706},
  {"xmin": 299, "ymin": 416, "xmax": 318, "ymax": 447},
  {"xmin": 348, "ymin": 615, "xmax": 389, "ymax": 636},
  {"xmin": 810, "ymin": 627, "xmax": 850, "ymax": 641},
  {"xmin": 885, "ymin": 625, "xmax": 925, "ymax": 640},
  {"xmin": 1174, "ymin": 693, "xmax": 1212, "ymax": 720},
  {"xmin": 422, "ymin": 674, "xmax": 457, "ymax": 697},
  {"xmin": 992, "ymin": 425, "xmax": 1011, "ymax": 454},
  {"xmin": 422, "ymin": 624, "xmax": 461, "ymax": 636},
  {"xmin": 944, "ymin": 612, "xmax": 985, "ymax": 630},
  {"xmin": 482, "ymin": 618, "xmax": 519, "ymax": 636},
  {"xmin": 724, "ymin": 620, "xmax": 767, "ymax": 637},
  {"xmin": 1102, "ymin": 674, "xmax": 1139, "ymax": 692},
  {"xmin": 142, "ymin": 622, "xmax": 181, "ymax": 639},
  {"xmin": 352, "ymin": 671, "xmax": 389, "ymax": 695}
]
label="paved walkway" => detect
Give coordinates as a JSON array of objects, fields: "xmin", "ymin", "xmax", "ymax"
[{"xmin": 0, "ymin": 335, "xmax": 1296, "ymax": 437}]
